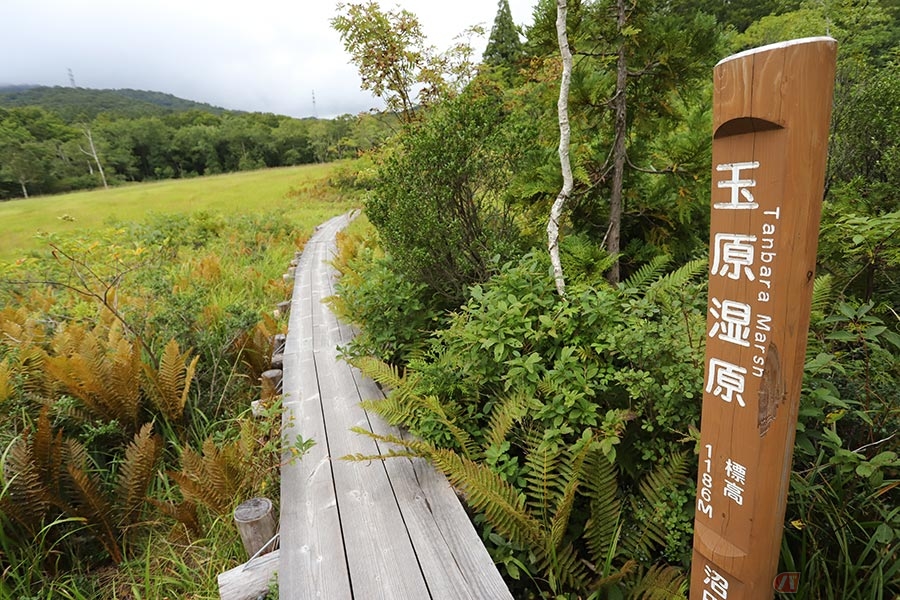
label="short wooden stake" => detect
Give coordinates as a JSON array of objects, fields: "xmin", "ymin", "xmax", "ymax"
[
  {"xmin": 234, "ymin": 497, "xmax": 277, "ymax": 558},
  {"xmin": 270, "ymin": 352, "xmax": 284, "ymax": 370},
  {"xmin": 260, "ymin": 369, "xmax": 283, "ymax": 400},
  {"xmin": 273, "ymin": 333, "xmax": 287, "ymax": 355}
]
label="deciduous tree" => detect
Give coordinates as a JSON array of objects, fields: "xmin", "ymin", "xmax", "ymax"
[{"xmin": 332, "ymin": 2, "xmax": 431, "ymax": 122}]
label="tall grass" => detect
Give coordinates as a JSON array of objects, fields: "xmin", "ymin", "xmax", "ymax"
[
  {"xmin": 0, "ymin": 162, "xmax": 352, "ymax": 598},
  {"xmin": 0, "ymin": 163, "xmax": 344, "ymax": 262}
]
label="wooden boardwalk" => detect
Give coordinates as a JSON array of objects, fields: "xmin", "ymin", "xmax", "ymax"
[{"xmin": 279, "ymin": 213, "xmax": 512, "ymax": 600}]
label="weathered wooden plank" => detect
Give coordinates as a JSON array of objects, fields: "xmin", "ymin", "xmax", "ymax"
[
  {"xmin": 280, "ymin": 216, "xmax": 352, "ymax": 600},
  {"xmin": 218, "ymin": 550, "xmax": 280, "ymax": 600},
  {"xmin": 315, "ymin": 349, "xmax": 430, "ymax": 599},
  {"xmin": 279, "ymin": 211, "xmax": 511, "ymax": 600},
  {"xmin": 351, "ymin": 371, "xmax": 514, "ymax": 600}
]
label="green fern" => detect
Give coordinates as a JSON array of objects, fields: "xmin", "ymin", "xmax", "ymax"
[
  {"xmin": 622, "ymin": 255, "xmax": 671, "ymax": 292},
  {"xmin": 623, "ymin": 452, "xmax": 691, "ymax": 559},
  {"xmin": 354, "ymin": 356, "xmax": 480, "ymax": 458},
  {"xmin": 484, "ymin": 393, "xmax": 527, "ymax": 450},
  {"xmin": 810, "ymin": 273, "xmax": 834, "ymax": 319},
  {"xmin": 644, "ymin": 258, "xmax": 707, "ymax": 302},
  {"xmin": 583, "ymin": 449, "xmax": 622, "ymax": 570},
  {"xmin": 627, "ymin": 563, "xmax": 688, "ymax": 599}
]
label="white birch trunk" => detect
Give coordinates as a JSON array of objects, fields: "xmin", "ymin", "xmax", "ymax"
[
  {"xmin": 547, "ymin": 0, "xmax": 573, "ymax": 297},
  {"xmin": 80, "ymin": 126, "xmax": 108, "ymax": 189}
]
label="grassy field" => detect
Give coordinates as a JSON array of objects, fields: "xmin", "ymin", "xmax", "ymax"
[{"xmin": 0, "ymin": 163, "xmax": 349, "ymax": 262}]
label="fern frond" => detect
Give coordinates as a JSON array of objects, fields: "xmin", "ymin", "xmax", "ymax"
[
  {"xmin": 628, "ymin": 563, "xmax": 687, "ymax": 599},
  {"xmin": 417, "ymin": 394, "xmax": 479, "ymax": 460},
  {"xmin": 429, "ymin": 447, "xmax": 542, "ymax": 550},
  {"xmin": 359, "ymin": 396, "xmax": 415, "ymax": 426},
  {"xmin": 345, "ymin": 426, "xmax": 438, "ymax": 459},
  {"xmin": 0, "ymin": 358, "xmax": 12, "ymax": 403},
  {"xmin": 484, "ymin": 393, "xmax": 527, "ymax": 451},
  {"xmin": 624, "ymin": 452, "xmax": 690, "ymax": 558},
  {"xmin": 348, "ymin": 427, "xmax": 542, "ymax": 549},
  {"xmin": 810, "ymin": 274, "xmax": 834, "ymax": 319},
  {"xmin": 583, "ymin": 448, "xmax": 622, "ymax": 567},
  {"xmin": 45, "ymin": 323, "xmax": 143, "ymax": 430},
  {"xmin": 549, "ymin": 438, "xmax": 593, "ymax": 549},
  {"xmin": 622, "ymin": 255, "xmax": 671, "ymax": 292},
  {"xmin": 523, "ymin": 436, "xmax": 564, "ymax": 523},
  {"xmin": 150, "ymin": 498, "xmax": 201, "ymax": 537},
  {"xmin": 590, "ymin": 558, "xmax": 637, "ymax": 591},
  {"xmin": 17, "ymin": 346, "xmax": 48, "ymax": 396},
  {"xmin": 117, "ymin": 422, "xmax": 162, "ymax": 527},
  {"xmin": 66, "ymin": 441, "xmax": 121, "ymax": 562},
  {"xmin": 559, "ymin": 235, "xmax": 619, "ymax": 286},
  {"xmin": 143, "ymin": 339, "xmax": 197, "ymax": 424},
  {"xmin": 644, "ymin": 258, "xmax": 706, "ymax": 302},
  {"xmin": 1, "ymin": 432, "xmax": 52, "ymax": 531},
  {"xmin": 352, "ymin": 356, "xmax": 408, "ymax": 391},
  {"xmin": 342, "ymin": 449, "xmax": 423, "ymax": 462},
  {"xmin": 169, "ymin": 441, "xmax": 234, "ymax": 516},
  {"xmin": 537, "ymin": 541, "xmax": 591, "ymax": 592}
]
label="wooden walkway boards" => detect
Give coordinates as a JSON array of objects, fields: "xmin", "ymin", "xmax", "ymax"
[{"xmin": 279, "ymin": 213, "xmax": 512, "ymax": 600}]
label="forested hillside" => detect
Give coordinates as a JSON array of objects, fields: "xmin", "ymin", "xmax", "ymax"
[
  {"xmin": 0, "ymin": 85, "xmax": 229, "ymax": 119},
  {"xmin": 0, "ymin": 87, "xmax": 394, "ymax": 199}
]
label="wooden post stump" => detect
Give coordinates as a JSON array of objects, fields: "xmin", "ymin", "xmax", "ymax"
[
  {"xmin": 271, "ymin": 352, "xmax": 284, "ymax": 370},
  {"xmin": 273, "ymin": 333, "xmax": 287, "ymax": 354},
  {"xmin": 260, "ymin": 369, "xmax": 282, "ymax": 400},
  {"xmin": 234, "ymin": 497, "xmax": 277, "ymax": 558}
]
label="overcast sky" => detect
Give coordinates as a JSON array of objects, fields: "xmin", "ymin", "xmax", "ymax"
[{"xmin": 1, "ymin": 0, "xmax": 538, "ymax": 119}]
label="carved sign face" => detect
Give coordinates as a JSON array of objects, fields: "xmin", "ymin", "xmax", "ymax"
[{"xmin": 690, "ymin": 37, "xmax": 836, "ymax": 599}]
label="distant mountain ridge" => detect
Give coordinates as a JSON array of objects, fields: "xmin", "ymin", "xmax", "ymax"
[{"xmin": 0, "ymin": 85, "xmax": 232, "ymax": 121}]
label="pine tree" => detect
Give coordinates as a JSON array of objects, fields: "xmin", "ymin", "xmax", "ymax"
[{"xmin": 483, "ymin": 0, "xmax": 524, "ymax": 67}]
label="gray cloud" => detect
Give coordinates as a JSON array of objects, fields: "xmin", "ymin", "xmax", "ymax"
[{"xmin": 1, "ymin": 0, "xmax": 536, "ymax": 118}]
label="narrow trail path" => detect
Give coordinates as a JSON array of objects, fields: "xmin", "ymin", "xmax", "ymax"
[{"xmin": 278, "ymin": 212, "xmax": 512, "ymax": 599}]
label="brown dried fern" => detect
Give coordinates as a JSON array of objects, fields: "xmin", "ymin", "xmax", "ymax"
[
  {"xmin": 116, "ymin": 422, "xmax": 162, "ymax": 527},
  {"xmin": 142, "ymin": 339, "xmax": 197, "ymax": 424}
]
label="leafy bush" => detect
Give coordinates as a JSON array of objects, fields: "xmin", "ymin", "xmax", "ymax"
[
  {"xmin": 782, "ymin": 292, "xmax": 900, "ymax": 597},
  {"xmin": 366, "ymin": 77, "xmax": 534, "ymax": 305},
  {"xmin": 352, "ymin": 250, "xmax": 709, "ymax": 588},
  {"xmin": 329, "ymin": 223, "xmax": 441, "ymax": 365},
  {"xmin": 407, "ymin": 252, "xmax": 706, "ymax": 470}
]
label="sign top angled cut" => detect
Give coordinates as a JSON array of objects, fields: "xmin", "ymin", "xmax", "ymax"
[{"xmin": 690, "ymin": 37, "xmax": 837, "ymax": 600}]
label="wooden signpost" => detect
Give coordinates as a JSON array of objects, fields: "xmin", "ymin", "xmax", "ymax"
[{"xmin": 690, "ymin": 38, "xmax": 837, "ymax": 599}]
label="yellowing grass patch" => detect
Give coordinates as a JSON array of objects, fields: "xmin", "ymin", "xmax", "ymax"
[{"xmin": 0, "ymin": 163, "xmax": 350, "ymax": 262}]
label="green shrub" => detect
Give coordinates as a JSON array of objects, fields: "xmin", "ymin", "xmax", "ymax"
[
  {"xmin": 366, "ymin": 77, "xmax": 533, "ymax": 306},
  {"xmin": 330, "ymin": 242, "xmax": 441, "ymax": 366},
  {"xmin": 782, "ymin": 295, "xmax": 900, "ymax": 597}
]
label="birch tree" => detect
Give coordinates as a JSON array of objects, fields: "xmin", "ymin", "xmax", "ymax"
[
  {"xmin": 547, "ymin": 0, "xmax": 573, "ymax": 296},
  {"xmin": 79, "ymin": 125, "xmax": 108, "ymax": 189}
]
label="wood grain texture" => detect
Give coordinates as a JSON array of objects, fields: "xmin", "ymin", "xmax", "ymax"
[
  {"xmin": 279, "ymin": 213, "xmax": 511, "ymax": 599},
  {"xmin": 691, "ymin": 38, "xmax": 836, "ymax": 599},
  {"xmin": 218, "ymin": 550, "xmax": 280, "ymax": 600}
]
